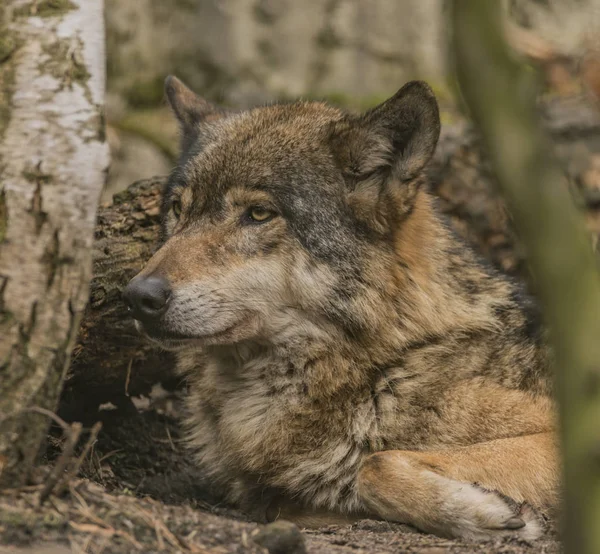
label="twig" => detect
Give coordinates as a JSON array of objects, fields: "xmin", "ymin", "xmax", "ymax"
[
  {"xmin": 91, "ymin": 535, "xmax": 111, "ymax": 554},
  {"xmin": 0, "ymin": 405, "xmax": 75, "ymax": 487},
  {"xmin": 71, "ymin": 492, "xmax": 144, "ymax": 550},
  {"xmin": 165, "ymin": 424, "xmax": 177, "ymax": 452},
  {"xmin": 0, "ymin": 484, "xmax": 44, "ymax": 495},
  {"xmin": 69, "ymin": 535, "xmax": 89, "ymax": 554},
  {"xmin": 154, "ymin": 518, "xmax": 166, "ymax": 551},
  {"xmin": 98, "ymin": 449, "xmax": 122, "ymax": 464},
  {"xmin": 39, "ymin": 421, "xmax": 82, "ymax": 505},
  {"xmin": 69, "ymin": 481, "xmax": 91, "ymax": 512},
  {"xmin": 56, "ymin": 421, "xmax": 103, "ymax": 496},
  {"xmin": 134, "ymin": 504, "xmax": 206, "ymax": 553},
  {"xmin": 125, "ymin": 358, "xmax": 133, "ymax": 396},
  {"xmin": 48, "ymin": 494, "xmax": 68, "ymax": 516},
  {"xmin": 69, "ymin": 521, "xmax": 143, "ymax": 551},
  {"xmin": 20, "ymin": 406, "xmax": 71, "ymax": 432}
]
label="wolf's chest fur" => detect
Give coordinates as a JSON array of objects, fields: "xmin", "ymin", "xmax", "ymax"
[
  {"xmin": 178, "ymin": 344, "xmax": 375, "ymax": 511},
  {"xmin": 177, "ymin": 327, "xmax": 553, "ymax": 513}
]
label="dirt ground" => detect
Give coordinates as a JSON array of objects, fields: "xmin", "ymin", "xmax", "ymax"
[{"xmin": 0, "ymin": 392, "xmax": 562, "ymax": 554}]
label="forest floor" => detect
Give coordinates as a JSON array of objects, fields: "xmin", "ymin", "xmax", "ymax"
[{"xmin": 0, "ymin": 394, "xmax": 562, "ymax": 554}]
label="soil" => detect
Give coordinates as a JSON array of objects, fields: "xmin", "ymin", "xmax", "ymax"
[{"xmin": 0, "ymin": 391, "xmax": 562, "ymax": 554}]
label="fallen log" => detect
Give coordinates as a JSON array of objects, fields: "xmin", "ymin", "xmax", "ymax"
[{"xmin": 60, "ymin": 176, "xmax": 175, "ymax": 422}]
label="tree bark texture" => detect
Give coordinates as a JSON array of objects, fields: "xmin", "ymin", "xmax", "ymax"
[
  {"xmin": 61, "ymin": 176, "xmax": 176, "ymax": 423},
  {"xmin": 0, "ymin": 0, "xmax": 109, "ymax": 486},
  {"xmin": 60, "ymin": 96, "xmax": 600, "ymax": 422},
  {"xmin": 452, "ymin": 3, "xmax": 600, "ymax": 553}
]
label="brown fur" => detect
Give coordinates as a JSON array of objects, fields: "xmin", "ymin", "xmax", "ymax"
[{"xmin": 123, "ymin": 76, "xmax": 559, "ymax": 540}]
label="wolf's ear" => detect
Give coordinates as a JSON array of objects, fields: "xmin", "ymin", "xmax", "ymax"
[
  {"xmin": 361, "ymin": 81, "xmax": 440, "ymax": 180},
  {"xmin": 331, "ymin": 81, "xmax": 440, "ymax": 206},
  {"xmin": 165, "ymin": 75, "xmax": 228, "ymax": 151}
]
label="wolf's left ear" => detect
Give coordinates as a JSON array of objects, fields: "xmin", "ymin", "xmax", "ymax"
[
  {"xmin": 332, "ymin": 81, "xmax": 440, "ymax": 187},
  {"xmin": 165, "ymin": 75, "xmax": 228, "ymax": 151},
  {"xmin": 363, "ymin": 81, "xmax": 440, "ymax": 180}
]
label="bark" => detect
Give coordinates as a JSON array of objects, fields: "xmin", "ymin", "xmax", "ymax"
[
  {"xmin": 452, "ymin": 2, "xmax": 600, "ymax": 553},
  {"xmin": 0, "ymin": 0, "xmax": 109, "ymax": 486},
  {"xmin": 61, "ymin": 176, "xmax": 176, "ymax": 423}
]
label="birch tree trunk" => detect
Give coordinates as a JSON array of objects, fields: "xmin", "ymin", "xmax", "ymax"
[{"xmin": 0, "ymin": 0, "xmax": 109, "ymax": 487}]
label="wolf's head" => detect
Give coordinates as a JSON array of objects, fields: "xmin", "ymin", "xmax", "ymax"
[{"xmin": 123, "ymin": 77, "xmax": 440, "ymax": 349}]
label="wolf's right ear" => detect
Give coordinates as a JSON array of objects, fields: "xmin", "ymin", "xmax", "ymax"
[
  {"xmin": 165, "ymin": 75, "xmax": 228, "ymax": 151},
  {"xmin": 359, "ymin": 81, "xmax": 440, "ymax": 182},
  {"xmin": 330, "ymin": 81, "xmax": 440, "ymax": 217}
]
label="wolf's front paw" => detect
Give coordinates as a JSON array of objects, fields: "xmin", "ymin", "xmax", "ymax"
[
  {"xmin": 444, "ymin": 483, "xmax": 544, "ymax": 541},
  {"xmin": 357, "ymin": 450, "xmax": 549, "ymax": 542}
]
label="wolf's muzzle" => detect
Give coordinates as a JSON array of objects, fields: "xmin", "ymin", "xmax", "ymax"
[{"xmin": 122, "ymin": 275, "xmax": 171, "ymax": 324}]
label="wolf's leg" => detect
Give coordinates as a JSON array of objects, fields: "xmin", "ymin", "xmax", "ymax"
[{"xmin": 357, "ymin": 432, "xmax": 558, "ymax": 540}]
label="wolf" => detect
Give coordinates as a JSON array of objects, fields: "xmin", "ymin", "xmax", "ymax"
[{"xmin": 122, "ymin": 76, "xmax": 559, "ymax": 540}]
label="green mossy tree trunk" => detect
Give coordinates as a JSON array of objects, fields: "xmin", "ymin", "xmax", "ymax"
[
  {"xmin": 0, "ymin": 0, "xmax": 109, "ymax": 487},
  {"xmin": 451, "ymin": 2, "xmax": 600, "ymax": 552}
]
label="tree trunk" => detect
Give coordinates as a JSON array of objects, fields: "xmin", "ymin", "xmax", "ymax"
[
  {"xmin": 0, "ymin": 0, "xmax": 109, "ymax": 487},
  {"xmin": 59, "ymin": 96, "xmax": 600, "ymax": 424},
  {"xmin": 452, "ymin": 3, "xmax": 600, "ymax": 553}
]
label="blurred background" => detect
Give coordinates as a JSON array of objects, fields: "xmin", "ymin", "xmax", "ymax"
[{"xmin": 103, "ymin": 0, "xmax": 600, "ymax": 200}]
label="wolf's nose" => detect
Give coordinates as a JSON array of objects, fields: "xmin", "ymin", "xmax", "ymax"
[{"xmin": 122, "ymin": 276, "xmax": 171, "ymax": 322}]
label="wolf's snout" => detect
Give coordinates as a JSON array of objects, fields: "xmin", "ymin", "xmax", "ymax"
[{"xmin": 122, "ymin": 275, "xmax": 171, "ymax": 323}]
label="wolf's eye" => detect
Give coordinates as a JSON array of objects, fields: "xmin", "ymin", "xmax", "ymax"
[
  {"xmin": 246, "ymin": 206, "xmax": 275, "ymax": 223},
  {"xmin": 171, "ymin": 199, "xmax": 182, "ymax": 219}
]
